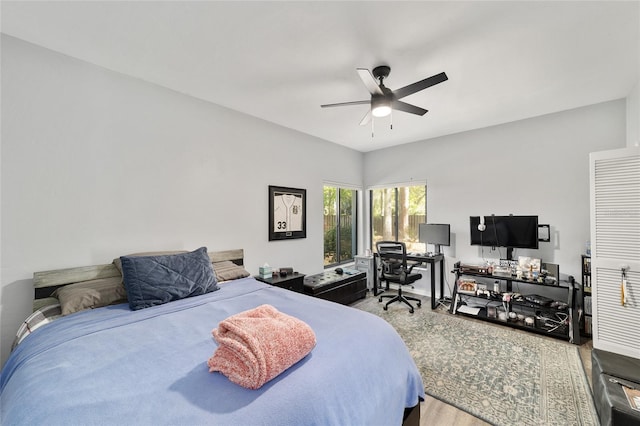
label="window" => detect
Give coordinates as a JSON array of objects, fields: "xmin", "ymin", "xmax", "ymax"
[
  {"xmin": 370, "ymin": 184, "xmax": 426, "ymax": 253},
  {"xmin": 324, "ymin": 186, "xmax": 358, "ymax": 266}
]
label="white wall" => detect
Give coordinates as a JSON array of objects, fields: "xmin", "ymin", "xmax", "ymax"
[
  {"xmin": 0, "ymin": 35, "xmax": 364, "ymax": 366},
  {"xmin": 0, "ymin": 33, "xmax": 631, "ymax": 367},
  {"xmin": 628, "ymin": 81, "xmax": 639, "ymax": 148},
  {"xmin": 365, "ymin": 100, "xmax": 627, "ymax": 296}
]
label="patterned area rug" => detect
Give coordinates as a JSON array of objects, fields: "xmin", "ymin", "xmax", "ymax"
[{"xmin": 351, "ymin": 293, "xmax": 598, "ymax": 425}]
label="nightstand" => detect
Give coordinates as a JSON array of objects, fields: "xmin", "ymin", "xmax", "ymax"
[{"xmin": 255, "ymin": 272, "xmax": 305, "ymax": 293}]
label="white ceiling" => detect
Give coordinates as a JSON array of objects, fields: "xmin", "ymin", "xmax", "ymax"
[{"xmin": 2, "ymin": 1, "xmax": 639, "ymax": 152}]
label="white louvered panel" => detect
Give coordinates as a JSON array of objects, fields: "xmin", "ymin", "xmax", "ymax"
[
  {"xmin": 590, "ymin": 147, "xmax": 640, "ymax": 359},
  {"xmin": 593, "ymin": 268, "xmax": 640, "ymax": 353},
  {"xmin": 593, "ymin": 155, "xmax": 640, "ymax": 261}
]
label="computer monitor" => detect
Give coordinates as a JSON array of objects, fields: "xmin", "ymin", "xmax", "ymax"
[{"xmin": 418, "ymin": 223, "xmax": 450, "ymax": 254}]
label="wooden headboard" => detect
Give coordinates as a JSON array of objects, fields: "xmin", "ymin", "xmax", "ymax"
[{"xmin": 33, "ymin": 249, "xmax": 245, "ymax": 300}]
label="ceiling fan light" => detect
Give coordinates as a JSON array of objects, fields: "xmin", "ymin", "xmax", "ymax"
[
  {"xmin": 371, "ymin": 98, "xmax": 391, "ymax": 117},
  {"xmin": 372, "ymin": 105, "xmax": 391, "ymax": 117}
]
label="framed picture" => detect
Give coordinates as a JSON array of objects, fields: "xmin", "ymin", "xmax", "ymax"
[
  {"xmin": 268, "ymin": 185, "xmax": 306, "ymax": 241},
  {"xmin": 538, "ymin": 224, "xmax": 550, "ymax": 242}
]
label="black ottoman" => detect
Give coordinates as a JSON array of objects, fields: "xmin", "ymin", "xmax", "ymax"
[
  {"xmin": 303, "ymin": 270, "xmax": 367, "ymax": 305},
  {"xmin": 592, "ymin": 348, "xmax": 640, "ymax": 426}
]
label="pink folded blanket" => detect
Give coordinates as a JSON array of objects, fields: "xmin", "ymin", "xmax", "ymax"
[{"xmin": 207, "ymin": 304, "xmax": 316, "ymax": 389}]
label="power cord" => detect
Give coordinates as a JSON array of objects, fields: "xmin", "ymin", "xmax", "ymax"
[
  {"xmin": 436, "ymin": 257, "xmax": 455, "ymax": 310},
  {"xmin": 535, "ymin": 312, "xmax": 569, "ymax": 333}
]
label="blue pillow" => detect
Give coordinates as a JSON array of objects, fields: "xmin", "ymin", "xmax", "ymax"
[{"xmin": 120, "ymin": 247, "xmax": 219, "ymax": 310}]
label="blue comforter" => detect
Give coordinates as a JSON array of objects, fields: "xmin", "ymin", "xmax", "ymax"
[{"xmin": 1, "ymin": 278, "xmax": 424, "ymax": 425}]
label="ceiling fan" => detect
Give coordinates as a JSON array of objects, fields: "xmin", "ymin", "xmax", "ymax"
[{"xmin": 321, "ymin": 66, "xmax": 448, "ymax": 127}]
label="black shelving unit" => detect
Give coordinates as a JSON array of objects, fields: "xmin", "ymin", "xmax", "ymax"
[
  {"xmin": 451, "ymin": 261, "xmax": 580, "ymax": 344},
  {"xmin": 581, "ymin": 254, "xmax": 592, "ymax": 337}
]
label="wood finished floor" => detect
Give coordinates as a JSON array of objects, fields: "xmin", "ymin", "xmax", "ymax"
[
  {"xmin": 403, "ymin": 297, "xmax": 594, "ymax": 425},
  {"xmin": 420, "ymin": 396, "xmax": 490, "ymax": 426}
]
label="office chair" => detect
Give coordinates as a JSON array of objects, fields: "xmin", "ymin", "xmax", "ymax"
[{"xmin": 375, "ymin": 241, "xmax": 423, "ymax": 313}]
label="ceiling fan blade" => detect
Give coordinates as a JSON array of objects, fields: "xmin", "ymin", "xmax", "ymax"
[
  {"xmin": 357, "ymin": 68, "xmax": 383, "ymax": 96},
  {"xmin": 392, "ymin": 100, "xmax": 428, "ymax": 116},
  {"xmin": 359, "ymin": 110, "xmax": 372, "ymax": 126},
  {"xmin": 321, "ymin": 100, "xmax": 370, "ymax": 108},
  {"xmin": 393, "ymin": 72, "xmax": 448, "ymax": 100}
]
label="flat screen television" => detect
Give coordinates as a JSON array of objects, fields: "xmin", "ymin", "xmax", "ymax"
[
  {"xmin": 469, "ymin": 215, "xmax": 539, "ymax": 249},
  {"xmin": 418, "ymin": 223, "xmax": 451, "ymax": 254}
]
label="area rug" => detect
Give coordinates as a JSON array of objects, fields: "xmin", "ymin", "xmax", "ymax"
[{"xmin": 351, "ymin": 294, "xmax": 599, "ymax": 425}]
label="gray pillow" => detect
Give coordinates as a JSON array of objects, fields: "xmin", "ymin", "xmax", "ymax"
[
  {"xmin": 120, "ymin": 247, "xmax": 219, "ymax": 311},
  {"xmin": 53, "ymin": 277, "xmax": 127, "ymax": 315},
  {"xmin": 212, "ymin": 260, "xmax": 251, "ymax": 282}
]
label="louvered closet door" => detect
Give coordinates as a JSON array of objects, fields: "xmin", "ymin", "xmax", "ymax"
[{"xmin": 590, "ymin": 147, "xmax": 640, "ymax": 359}]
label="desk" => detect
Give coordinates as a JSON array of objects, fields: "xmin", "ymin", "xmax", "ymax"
[{"xmin": 374, "ymin": 252, "xmax": 445, "ymax": 310}]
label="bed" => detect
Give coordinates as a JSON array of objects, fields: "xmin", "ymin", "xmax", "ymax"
[{"xmin": 1, "ymin": 248, "xmax": 424, "ymax": 425}]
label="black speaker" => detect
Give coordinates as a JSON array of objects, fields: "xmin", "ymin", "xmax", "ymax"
[{"xmin": 279, "ymin": 267, "xmax": 293, "ymax": 276}]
